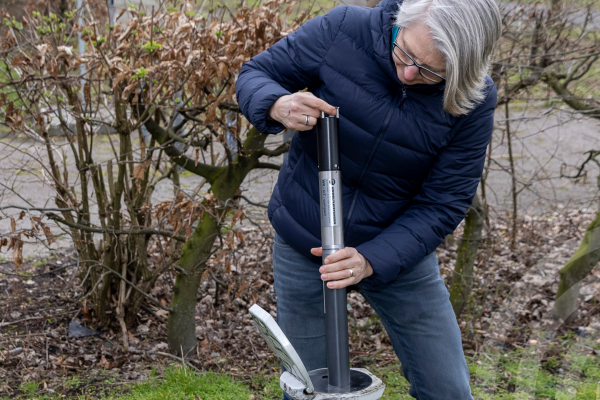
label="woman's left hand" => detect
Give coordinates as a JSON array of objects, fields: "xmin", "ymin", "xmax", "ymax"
[{"xmin": 310, "ymin": 247, "xmax": 373, "ymax": 289}]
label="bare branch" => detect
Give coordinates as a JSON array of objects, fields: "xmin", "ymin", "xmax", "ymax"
[
  {"xmin": 260, "ymin": 142, "xmax": 290, "ymax": 157},
  {"xmin": 543, "ymin": 72, "xmax": 600, "ymax": 121},
  {"xmin": 255, "ymin": 162, "xmax": 281, "ymax": 171},
  {"xmin": 134, "ymin": 103, "xmax": 225, "ymax": 182},
  {"xmin": 0, "ymin": 205, "xmax": 74, "ymax": 213},
  {"xmin": 85, "ymin": 262, "xmax": 174, "ymax": 312},
  {"xmin": 45, "ymin": 213, "xmax": 187, "ymax": 242},
  {"xmin": 208, "ymin": 269, "xmax": 228, "ymax": 288},
  {"xmin": 561, "ymin": 150, "xmax": 600, "ymax": 181},
  {"xmin": 127, "ymin": 349, "xmax": 200, "ymax": 372},
  {"xmin": 233, "ymin": 194, "xmax": 268, "ymax": 208}
]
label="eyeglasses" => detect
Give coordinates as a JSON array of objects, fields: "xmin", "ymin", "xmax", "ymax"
[{"xmin": 392, "ymin": 28, "xmax": 446, "ymax": 83}]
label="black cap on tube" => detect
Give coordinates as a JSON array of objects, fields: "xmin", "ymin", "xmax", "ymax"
[{"xmin": 316, "ymin": 108, "xmax": 340, "ymax": 172}]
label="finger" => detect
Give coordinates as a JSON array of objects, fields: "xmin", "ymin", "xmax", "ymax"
[
  {"xmin": 289, "ymin": 97, "xmax": 323, "ymax": 120},
  {"xmin": 321, "ymin": 268, "xmax": 355, "ymax": 282},
  {"xmin": 324, "ymin": 248, "xmax": 353, "ymax": 264},
  {"xmin": 320, "ymin": 259, "xmax": 354, "ymax": 274},
  {"xmin": 326, "ymin": 277, "xmax": 354, "ymax": 289},
  {"xmin": 293, "ymin": 103, "xmax": 322, "ymax": 119},
  {"xmin": 290, "ymin": 114, "xmax": 316, "ymax": 131},
  {"xmin": 294, "ymin": 123, "xmax": 312, "ymax": 132},
  {"xmin": 311, "ymin": 247, "xmax": 323, "ymax": 257},
  {"xmin": 299, "ymin": 93, "xmax": 337, "ymax": 116}
]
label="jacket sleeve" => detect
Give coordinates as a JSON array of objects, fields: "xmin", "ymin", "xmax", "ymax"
[
  {"xmin": 356, "ymin": 84, "xmax": 497, "ymax": 286},
  {"xmin": 235, "ymin": 6, "xmax": 348, "ymax": 134}
]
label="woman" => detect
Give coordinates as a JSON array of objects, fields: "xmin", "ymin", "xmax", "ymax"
[{"xmin": 236, "ymin": 0, "xmax": 501, "ymax": 398}]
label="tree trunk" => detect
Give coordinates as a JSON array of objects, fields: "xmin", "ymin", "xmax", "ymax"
[
  {"xmin": 449, "ymin": 194, "xmax": 484, "ymax": 318},
  {"xmin": 167, "ymin": 212, "xmax": 219, "ymax": 355},
  {"xmin": 553, "ymin": 210, "xmax": 600, "ymax": 321},
  {"xmin": 166, "ymin": 127, "xmax": 270, "ymax": 356}
]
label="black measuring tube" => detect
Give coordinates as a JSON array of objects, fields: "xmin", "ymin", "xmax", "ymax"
[{"xmin": 316, "ymin": 107, "xmax": 351, "ymax": 393}]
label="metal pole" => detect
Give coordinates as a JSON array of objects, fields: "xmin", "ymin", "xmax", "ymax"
[
  {"xmin": 226, "ymin": 71, "xmax": 240, "ymax": 157},
  {"xmin": 77, "ymin": 0, "xmax": 86, "ymax": 107},
  {"xmin": 108, "ymin": 0, "xmax": 116, "ymax": 25},
  {"xmin": 317, "ymin": 108, "xmax": 350, "ymax": 393}
]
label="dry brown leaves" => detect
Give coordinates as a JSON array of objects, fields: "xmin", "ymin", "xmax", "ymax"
[
  {"xmin": 0, "ymin": 0, "xmax": 313, "ymax": 138},
  {"xmin": 1, "ymin": 214, "xmax": 56, "ymax": 269},
  {"xmin": 153, "ymin": 192, "xmax": 203, "ymax": 239}
]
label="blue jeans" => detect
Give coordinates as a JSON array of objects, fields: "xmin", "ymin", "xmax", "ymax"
[{"xmin": 272, "ymin": 233, "xmax": 473, "ymax": 400}]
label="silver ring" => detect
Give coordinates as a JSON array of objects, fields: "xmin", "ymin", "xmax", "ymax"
[
  {"xmin": 305, "ymin": 115, "xmax": 310, "ymax": 126},
  {"xmin": 349, "ymin": 269, "xmax": 353, "ymax": 278}
]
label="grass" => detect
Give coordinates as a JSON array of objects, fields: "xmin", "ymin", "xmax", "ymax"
[
  {"xmin": 371, "ymin": 364, "xmax": 412, "ymax": 398},
  {"xmin": 106, "ymin": 368, "xmax": 256, "ymax": 400},
  {"xmin": 103, "ymin": 366, "xmax": 406, "ymax": 400},
  {"xmin": 469, "ymin": 332, "xmax": 600, "ymax": 399},
  {"xmin": 2, "ymin": 367, "xmax": 261, "ymax": 400}
]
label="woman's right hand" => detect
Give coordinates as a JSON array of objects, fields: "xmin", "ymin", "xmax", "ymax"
[{"xmin": 269, "ymin": 92, "xmax": 337, "ymax": 131}]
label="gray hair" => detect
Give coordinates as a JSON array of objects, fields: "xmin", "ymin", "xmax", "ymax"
[{"xmin": 394, "ymin": 0, "xmax": 502, "ymax": 116}]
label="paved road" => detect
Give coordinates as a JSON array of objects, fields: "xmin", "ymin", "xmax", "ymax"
[
  {"xmin": 486, "ymin": 107, "xmax": 600, "ymax": 216},
  {"xmin": 1, "ymin": 103, "xmax": 598, "ymax": 260}
]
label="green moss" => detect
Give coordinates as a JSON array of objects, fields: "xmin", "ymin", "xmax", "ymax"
[{"xmin": 107, "ymin": 366, "xmax": 253, "ymax": 400}]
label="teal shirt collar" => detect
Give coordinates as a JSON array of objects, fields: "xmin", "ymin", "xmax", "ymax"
[{"xmin": 391, "ymin": 26, "xmax": 399, "ymax": 55}]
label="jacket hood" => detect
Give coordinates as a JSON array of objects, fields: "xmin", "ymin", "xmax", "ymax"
[{"xmin": 371, "ymin": 0, "xmax": 446, "ymax": 95}]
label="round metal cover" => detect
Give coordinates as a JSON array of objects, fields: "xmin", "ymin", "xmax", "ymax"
[
  {"xmin": 308, "ymin": 368, "xmax": 373, "ymax": 394},
  {"xmin": 249, "ymin": 304, "xmax": 314, "ymax": 393}
]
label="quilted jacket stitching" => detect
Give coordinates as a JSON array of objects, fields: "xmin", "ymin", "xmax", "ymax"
[{"xmin": 314, "ymin": 6, "xmax": 350, "ymax": 78}]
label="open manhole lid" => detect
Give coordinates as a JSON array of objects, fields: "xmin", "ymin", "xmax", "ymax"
[{"xmin": 249, "ymin": 304, "xmax": 314, "ymax": 393}]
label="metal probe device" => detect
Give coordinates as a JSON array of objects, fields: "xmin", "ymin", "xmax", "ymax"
[
  {"xmin": 317, "ymin": 108, "xmax": 350, "ymax": 393},
  {"xmin": 248, "ymin": 107, "xmax": 385, "ymax": 400}
]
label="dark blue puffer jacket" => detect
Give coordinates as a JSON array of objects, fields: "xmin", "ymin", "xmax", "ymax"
[{"xmin": 235, "ymin": 0, "xmax": 496, "ymax": 286}]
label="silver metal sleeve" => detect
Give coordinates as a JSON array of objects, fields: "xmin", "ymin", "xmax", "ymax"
[{"xmin": 319, "ymin": 170, "xmax": 344, "ymax": 259}]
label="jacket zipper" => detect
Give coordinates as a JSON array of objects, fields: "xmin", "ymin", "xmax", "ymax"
[{"xmin": 343, "ymin": 85, "xmax": 407, "ymax": 231}]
